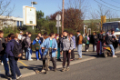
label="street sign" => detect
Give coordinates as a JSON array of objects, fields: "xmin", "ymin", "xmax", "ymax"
[
  {"xmin": 56, "ymin": 21, "xmax": 61, "ymax": 27},
  {"xmin": 56, "ymin": 14, "xmax": 61, "ymax": 34},
  {"xmin": 23, "ymin": 6, "xmax": 36, "ymax": 26},
  {"xmin": 56, "ymin": 14, "xmax": 61, "ymax": 21}
]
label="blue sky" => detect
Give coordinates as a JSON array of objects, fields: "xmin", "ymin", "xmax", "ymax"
[{"xmin": 6, "ymin": 0, "xmax": 120, "ymax": 19}]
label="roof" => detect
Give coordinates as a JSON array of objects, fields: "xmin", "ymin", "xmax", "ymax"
[{"xmin": 0, "ymin": 15, "xmax": 23, "ymax": 21}]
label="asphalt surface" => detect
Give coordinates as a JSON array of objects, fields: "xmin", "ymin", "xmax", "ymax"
[
  {"xmin": 21, "ymin": 57, "xmax": 120, "ymax": 80},
  {"xmin": 0, "ymin": 45, "xmax": 120, "ymax": 80}
]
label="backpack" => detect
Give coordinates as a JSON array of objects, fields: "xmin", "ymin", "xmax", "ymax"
[
  {"xmin": 85, "ymin": 36, "xmax": 89, "ymax": 44},
  {"xmin": 35, "ymin": 40, "xmax": 40, "ymax": 50},
  {"xmin": 12, "ymin": 40, "xmax": 20, "ymax": 58},
  {"xmin": 22, "ymin": 38, "xmax": 28, "ymax": 49}
]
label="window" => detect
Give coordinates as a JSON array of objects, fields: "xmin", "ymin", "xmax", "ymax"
[
  {"xmin": 17, "ymin": 21, "xmax": 19, "ymax": 27},
  {"xmin": 20, "ymin": 21, "xmax": 22, "ymax": 27}
]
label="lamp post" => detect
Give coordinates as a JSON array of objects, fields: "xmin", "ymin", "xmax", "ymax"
[{"xmin": 31, "ymin": 1, "xmax": 37, "ymax": 29}]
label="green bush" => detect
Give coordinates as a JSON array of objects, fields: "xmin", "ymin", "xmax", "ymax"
[{"xmin": 3, "ymin": 27, "xmax": 19, "ymax": 37}]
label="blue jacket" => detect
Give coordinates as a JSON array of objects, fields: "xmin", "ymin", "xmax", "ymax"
[
  {"xmin": 32, "ymin": 39, "xmax": 41, "ymax": 45},
  {"xmin": 41, "ymin": 38, "xmax": 58, "ymax": 57},
  {"xmin": 5, "ymin": 39, "xmax": 15, "ymax": 57}
]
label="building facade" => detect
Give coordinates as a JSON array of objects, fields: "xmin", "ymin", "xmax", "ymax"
[{"xmin": 0, "ymin": 16, "xmax": 23, "ymax": 29}]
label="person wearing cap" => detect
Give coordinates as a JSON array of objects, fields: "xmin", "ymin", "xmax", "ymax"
[{"xmin": 18, "ymin": 31, "xmax": 23, "ymax": 41}]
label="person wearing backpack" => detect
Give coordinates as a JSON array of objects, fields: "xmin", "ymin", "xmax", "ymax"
[
  {"xmin": 85, "ymin": 33, "xmax": 90, "ymax": 52},
  {"xmin": 6, "ymin": 33, "xmax": 22, "ymax": 80},
  {"xmin": 32, "ymin": 36, "xmax": 42, "ymax": 60},
  {"xmin": 24, "ymin": 32, "xmax": 33, "ymax": 61},
  {"xmin": 0, "ymin": 30, "xmax": 10, "ymax": 77},
  {"xmin": 61, "ymin": 31, "xmax": 74, "ymax": 72},
  {"xmin": 76, "ymin": 31, "xmax": 83, "ymax": 60}
]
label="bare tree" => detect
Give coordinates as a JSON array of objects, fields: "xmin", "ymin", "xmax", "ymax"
[
  {"xmin": 67, "ymin": 0, "xmax": 89, "ymax": 19},
  {"xmin": 0, "ymin": 0, "xmax": 14, "ymax": 16},
  {"xmin": 0, "ymin": 0, "xmax": 14, "ymax": 29}
]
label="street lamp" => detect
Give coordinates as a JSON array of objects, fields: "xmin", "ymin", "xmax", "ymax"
[
  {"xmin": 31, "ymin": 1, "xmax": 37, "ymax": 29},
  {"xmin": 31, "ymin": 1, "xmax": 37, "ymax": 7}
]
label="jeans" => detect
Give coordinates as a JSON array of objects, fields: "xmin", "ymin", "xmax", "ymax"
[
  {"xmin": 78, "ymin": 44, "xmax": 82, "ymax": 58},
  {"xmin": 26, "ymin": 48, "xmax": 32, "ymax": 60},
  {"xmin": 109, "ymin": 44, "xmax": 115, "ymax": 56},
  {"xmin": 0, "ymin": 54, "xmax": 9, "ymax": 76},
  {"xmin": 36, "ymin": 49, "xmax": 42, "ymax": 60},
  {"xmin": 42, "ymin": 52, "xmax": 56, "ymax": 70},
  {"xmin": 9, "ymin": 57, "xmax": 21, "ymax": 79}
]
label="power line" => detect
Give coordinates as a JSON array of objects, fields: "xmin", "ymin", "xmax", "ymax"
[
  {"xmin": 94, "ymin": 0, "xmax": 120, "ymax": 11},
  {"xmin": 111, "ymin": 0, "xmax": 120, "ymax": 4},
  {"xmin": 100, "ymin": 0, "xmax": 120, "ymax": 8}
]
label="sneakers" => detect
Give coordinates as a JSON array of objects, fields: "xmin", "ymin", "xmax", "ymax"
[
  {"xmin": 62, "ymin": 67, "xmax": 70, "ymax": 72},
  {"xmin": 66, "ymin": 67, "xmax": 70, "ymax": 71},
  {"xmin": 28, "ymin": 59, "xmax": 33, "ymax": 61},
  {"xmin": 52, "ymin": 69, "xmax": 56, "ymax": 72},
  {"xmin": 17, "ymin": 75, "xmax": 22, "ymax": 80},
  {"xmin": 37, "ymin": 59, "xmax": 39, "ymax": 61},
  {"xmin": 5, "ymin": 74, "xmax": 11, "ymax": 78},
  {"xmin": 113, "ymin": 55, "xmax": 117, "ymax": 58},
  {"xmin": 62, "ymin": 68, "xmax": 66, "ymax": 72},
  {"xmin": 1, "ymin": 62, "xmax": 3, "ymax": 65},
  {"xmin": 41, "ymin": 69, "xmax": 46, "ymax": 72},
  {"xmin": 78, "ymin": 58, "xmax": 82, "ymax": 60}
]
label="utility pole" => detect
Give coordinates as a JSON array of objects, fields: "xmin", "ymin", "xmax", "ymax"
[{"xmin": 62, "ymin": 0, "xmax": 64, "ymax": 33}]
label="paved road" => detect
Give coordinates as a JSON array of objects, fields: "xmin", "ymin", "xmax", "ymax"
[
  {"xmin": 21, "ymin": 57, "xmax": 120, "ymax": 80},
  {"xmin": 0, "ymin": 45, "xmax": 120, "ymax": 80}
]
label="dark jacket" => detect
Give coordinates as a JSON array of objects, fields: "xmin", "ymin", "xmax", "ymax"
[
  {"xmin": 98, "ymin": 33, "xmax": 103, "ymax": 42},
  {"xmin": 105, "ymin": 34, "xmax": 114, "ymax": 45},
  {"xmin": 39, "ymin": 37, "xmax": 43, "ymax": 44},
  {"xmin": 59, "ymin": 37, "xmax": 63, "ymax": 51},
  {"xmin": 93, "ymin": 35, "xmax": 98, "ymax": 45},
  {"xmin": 0, "ymin": 38, "xmax": 6, "ymax": 55},
  {"xmin": 5, "ymin": 39, "xmax": 22, "ymax": 57}
]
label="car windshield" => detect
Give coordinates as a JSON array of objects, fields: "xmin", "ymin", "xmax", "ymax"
[{"xmin": 114, "ymin": 27, "xmax": 120, "ymax": 32}]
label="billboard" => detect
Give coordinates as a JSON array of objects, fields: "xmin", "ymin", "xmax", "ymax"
[{"xmin": 23, "ymin": 6, "xmax": 36, "ymax": 26}]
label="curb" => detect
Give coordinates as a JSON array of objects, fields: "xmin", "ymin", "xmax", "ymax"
[
  {"xmin": 1, "ymin": 57, "xmax": 96, "ymax": 80},
  {"xmin": 1, "ymin": 50, "xmax": 120, "ymax": 80}
]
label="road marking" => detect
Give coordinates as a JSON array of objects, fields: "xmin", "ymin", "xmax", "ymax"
[
  {"xmin": 1, "ymin": 50, "xmax": 120, "ymax": 80},
  {"xmin": 18, "ymin": 61, "xmax": 28, "ymax": 67}
]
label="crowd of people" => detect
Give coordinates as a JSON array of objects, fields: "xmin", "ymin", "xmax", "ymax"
[{"xmin": 0, "ymin": 29, "xmax": 120, "ymax": 80}]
